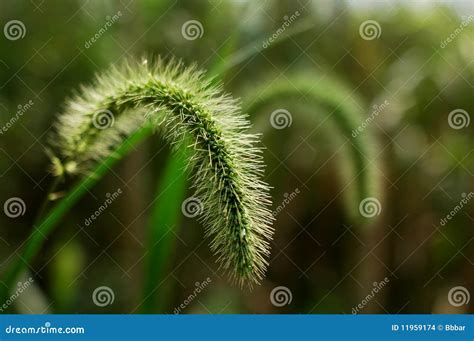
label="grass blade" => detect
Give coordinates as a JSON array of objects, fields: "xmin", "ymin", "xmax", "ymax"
[{"xmin": 141, "ymin": 148, "xmax": 189, "ymax": 313}]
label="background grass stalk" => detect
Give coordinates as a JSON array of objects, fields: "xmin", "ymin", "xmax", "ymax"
[{"xmin": 244, "ymin": 76, "xmax": 378, "ymax": 222}]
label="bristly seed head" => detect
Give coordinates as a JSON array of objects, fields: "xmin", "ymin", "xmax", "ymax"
[{"xmin": 50, "ymin": 57, "xmax": 274, "ymax": 286}]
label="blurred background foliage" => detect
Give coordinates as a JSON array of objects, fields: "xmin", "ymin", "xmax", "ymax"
[{"xmin": 0, "ymin": 0, "xmax": 472, "ymax": 314}]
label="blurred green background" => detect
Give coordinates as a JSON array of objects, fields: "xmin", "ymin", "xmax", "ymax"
[{"xmin": 0, "ymin": 0, "xmax": 472, "ymax": 314}]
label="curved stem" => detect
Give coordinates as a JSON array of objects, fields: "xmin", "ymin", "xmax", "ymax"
[{"xmin": 0, "ymin": 126, "xmax": 153, "ymax": 305}]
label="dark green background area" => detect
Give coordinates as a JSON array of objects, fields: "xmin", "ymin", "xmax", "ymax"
[{"xmin": 0, "ymin": 0, "xmax": 472, "ymax": 314}]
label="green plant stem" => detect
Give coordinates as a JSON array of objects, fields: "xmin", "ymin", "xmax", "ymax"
[
  {"xmin": 0, "ymin": 125, "xmax": 153, "ymax": 305},
  {"xmin": 34, "ymin": 175, "xmax": 63, "ymax": 226},
  {"xmin": 141, "ymin": 148, "xmax": 189, "ymax": 313}
]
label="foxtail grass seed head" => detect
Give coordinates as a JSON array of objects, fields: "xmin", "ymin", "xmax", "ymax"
[{"xmin": 50, "ymin": 57, "xmax": 274, "ymax": 285}]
